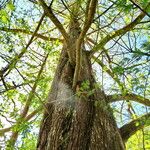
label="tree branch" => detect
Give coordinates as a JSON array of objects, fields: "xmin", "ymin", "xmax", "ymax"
[
  {"xmin": 7, "ymin": 52, "xmax": 49, "ymax": 146},
  {"xmin": 38, "ymin": 0, "xmax": 69, "ymax": 43},
  {"xmin": 129, "ymin": 0, "xmax": 150, "ymax": 18},
  {"xmin": 90, "ymin": 2, "xmax": 150, "ymax": 56},
  {"xmin": 0, "ymin": 14, "xmax": 45, "ymax": 78},
  {"xmin": 0, "ymin": 127, "xmax": 11, "ymax": 136},
  {"xmin": 73, "ymin": 0, "xmax": 97, "ymax": 89},
  {"xmin": 107, "ymin": 93, "xmax": 150, "ymax": 106},
  {"xmin": 0, "ymin": 27, "xmax": 62, "ymax": 42},
  {"xmin": 93, "ymin": 55, "xmax": 150, "ymax": 106},
  {"xmin": 0, "ymin": 80, "xmax": 35, "ymax": 94},
  {"xmin": 120, "ymin": 112, "xmax": 150, "ymax": 142},
  {"xmin": 0, "ymin": 107, "xmax": 42, "ymax": 136},
  {"xmin": 92, "ymin": 55, "xmax": 124, "ymax": 90}
]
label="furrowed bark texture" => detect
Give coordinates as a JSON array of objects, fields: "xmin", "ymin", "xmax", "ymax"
[{"xmin": 37, "ymin": 20, "xmax": 125, "ymax": 150}]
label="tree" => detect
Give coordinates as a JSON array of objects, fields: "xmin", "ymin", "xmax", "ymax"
[{"xmin": 0, "ymin": 0, "xmax": 150, "ymax": 149}]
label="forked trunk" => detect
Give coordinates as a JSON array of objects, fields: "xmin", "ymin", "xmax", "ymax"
[
  {"xmin": 37, "ymin": 49, "xmax": 125, "ymax": 149},
  {"xmin": 37, "ymin": 19, "xmax": 125, "ymax": 149}
]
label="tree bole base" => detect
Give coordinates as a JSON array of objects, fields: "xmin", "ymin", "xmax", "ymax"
[{"xmin": 37, "ymin": 51, "xmax": 125, "ymax": 150}]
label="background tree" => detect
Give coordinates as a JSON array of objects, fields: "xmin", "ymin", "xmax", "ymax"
[{"xmin": 0, "ymin": 0, "xmax": 150, "ymax": 149}]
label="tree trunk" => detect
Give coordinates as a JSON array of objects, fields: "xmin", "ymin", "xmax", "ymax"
[{"xmin": 37, "ymin": 19, "xmax": 125, "ymax": 150}]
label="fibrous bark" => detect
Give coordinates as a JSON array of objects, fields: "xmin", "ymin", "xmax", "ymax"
[
  {"xmin": 37, "ymin": 52, "xmax": 125, "ymax": 149},
  {"xmin": 37, "ymin": 18, "xmax": 125, "ymax": 150}
]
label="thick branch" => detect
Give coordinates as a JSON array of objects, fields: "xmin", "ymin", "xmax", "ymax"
[
  {"xmin": 73, "ymin": 0, "xmax": 97, "ymax": 89},
  {"xmin": 107, "ymin": 93, "xmax": 150, "ymax": 107},
  {"xmin": 90, "ymin": 2, "xmax": 150, "ymax": 56},
  {"xmin": 120, "ymin": 112, "xmax": 150, "ymax": 142},
  {"xmin": 38, "ymin": 0, "xmax": 69, "ymax": 43},
  {"xmin": 0, "ymin": 27, "xmax": 62, "ymax": 42}
]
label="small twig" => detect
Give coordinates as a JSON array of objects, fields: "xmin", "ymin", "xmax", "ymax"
[{"xmin": 129, "ymin": 0, "xmax": 150, "ymax": 18}]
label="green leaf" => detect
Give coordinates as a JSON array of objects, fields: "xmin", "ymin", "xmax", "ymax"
[
  {"xmin": 2, "ymin": 16, "xmax": 8, "ymax": 23},
  {"xmin": 7, "ymin": 2, "xmax": 15, "ymax": 11},
  {"xmin": 124, "ymin": 4, "xmax": 133, "ymax": 13},
  {"xmin": 135, "ymin": 121, "xmax": 140, "ymax": 127},
  {"xmin": 0, "ymin": 10, "xmax": 9, "ymax": 24},
  {"xmin": 113, "ymin": 66, "xmax": 124, "ymax": 75}
]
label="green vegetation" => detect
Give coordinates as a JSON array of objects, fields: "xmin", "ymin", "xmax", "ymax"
[{"xmin": 0, "ymin": 0, "xmax": 150, "ymax": 149}]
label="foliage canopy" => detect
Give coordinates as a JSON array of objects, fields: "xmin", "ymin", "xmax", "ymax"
[{"xmin": 0, "ymin": 0, "xmax": 150, "ymax": 149}]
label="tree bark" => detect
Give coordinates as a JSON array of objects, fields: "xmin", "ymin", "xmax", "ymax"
[{"xmin": 37, "ymin": 19, "xmax": 125, "ymax": 150}]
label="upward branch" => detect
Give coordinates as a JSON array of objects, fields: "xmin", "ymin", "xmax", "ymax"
[
  {"xmin": 38, "ymin": 0, "xmax": 69, "ymax": 43},
  {"xmin": 120, "ymin": 112, "xmax": 150, "ymax": 142},
  {"xmin": 73, "ymin": 0, "xmax": 97, "ymax": 89},
  {"xmin": 90, "ymin": 2, "xmax": 150, "ymax": 56}
]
